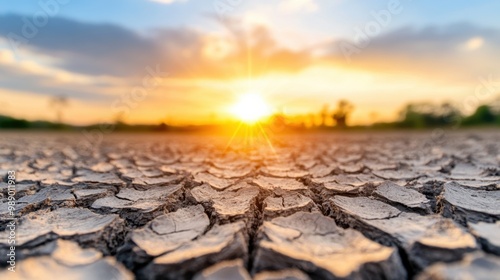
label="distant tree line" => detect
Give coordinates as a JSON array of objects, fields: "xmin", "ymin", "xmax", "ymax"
[
  {"xmin": 2, "ymin": 96, "xmax": 500, "ymax": 131},
  {"xmin": 275, "ymin": 97, "xmax": 500, "ymax": 130},
  {"xmin": 394, "ymin": 101, "xmax": 500, "ymax": 128}
]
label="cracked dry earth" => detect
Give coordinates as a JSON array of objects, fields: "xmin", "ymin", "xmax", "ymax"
[{"xmin": 0, "ymin": 131, "xmax": 499, "ymax": 280}]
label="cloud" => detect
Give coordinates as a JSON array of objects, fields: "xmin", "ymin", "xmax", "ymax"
[
  {"xmin": 148, "ymin": 0, "xmax": 188, "ymax": 4},
  {"xmin": 0, "ymin": 14, "xmax": 312, "ymax": 79},
  {"xmin": 0, "ymin": 48, "xmax": 121, "ymax": 102},
  {"xmin": 327, "ymin": 23, "xmax": 500, "ymax": 82},
  {"xmin": 1, "ymin": 14, "xmax": 499, "ymax": 85},
  {"xmin": 0, "ymin": 64, "xmax": 113, "ymax": 101},
  {"xmin": 0, "ymin": 14, "xmax": 163, "ymax": 77},
  {"xmin": 465, "ymin": 36, "xmax": 484, "ymax": 51},
  {"xmin": 279, "ymin": 0, "xmax": 318, "ymax": 13}
]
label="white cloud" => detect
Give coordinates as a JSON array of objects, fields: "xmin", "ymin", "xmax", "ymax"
[
  {"xmin": 279, "ymin": 0, "xmax": 319, "ymax": 13},
  {"xmin": 464, "ymin": 36, "xmax": 484, "ymax": 51},
  {"xmin": 149, "ymin": 0, "xmax": 187, "ymax": 5}
]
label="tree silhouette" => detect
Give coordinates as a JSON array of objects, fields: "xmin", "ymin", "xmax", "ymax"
[
  {"xmin": 463, "ymin": 105, "xmax": 496, "ymax": 125},
  {"xmin": 332, "ymin": 100, "xmax": 353, "ymax": 128},
  {"xmin": 49, "ymin": 95, "xmax": 69, "ymax": 123},
  {"xmin": 398, "ymin": 102, "xmax": 462, "ymax": 128}
]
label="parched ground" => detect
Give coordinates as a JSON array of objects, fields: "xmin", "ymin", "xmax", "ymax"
[{"xmin": 0, "ymin": 130, "xmax": 499, "ymax": 280}]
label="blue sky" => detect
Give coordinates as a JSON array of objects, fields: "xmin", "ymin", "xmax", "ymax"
[
  {"xmin": 4, "ymin": 0, "xmax": 500, "ymax": 35},
  {"xmin": 1, "ymin": 0, "xmax": 499, "ymax": 125}
]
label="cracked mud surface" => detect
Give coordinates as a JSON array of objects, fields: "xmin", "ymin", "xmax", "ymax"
[{"xmin": 0, "ymin": 131, "xmax": 499, "ymax": 279}]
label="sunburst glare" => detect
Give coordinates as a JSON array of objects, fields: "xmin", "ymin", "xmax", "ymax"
[{"xmin": 230, "ymin": 91, "xmax": 272, "ymax": 124}]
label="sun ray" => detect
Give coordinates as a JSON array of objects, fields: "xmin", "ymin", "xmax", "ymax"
[
  {"xmin": 257, "ymin": 122, "xmax": 277, "ymax": 155},
  {"xmin": 223, "ymin": 28, "xmax": 279, "ymax": 153},
  {"xmin": 247, "ymin": 31, "xmax": 253, "ymax": 88},
  {"xmin": 224, "ymin": 121, "xmax": 243, "ymax": 152}
]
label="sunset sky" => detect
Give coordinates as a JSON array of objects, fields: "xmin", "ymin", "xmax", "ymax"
[{"xmin": 1, "ymin": 0, "xmax": 499, "ymax": 125}]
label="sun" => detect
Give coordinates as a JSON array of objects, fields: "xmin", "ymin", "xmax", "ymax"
[{"xmin": 230, "ymin": 92, "xmax": 272, "ymax": 124}]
